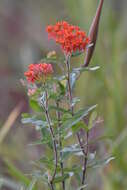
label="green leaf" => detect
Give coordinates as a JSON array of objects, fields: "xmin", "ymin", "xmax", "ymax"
[
  {"xmin": 73, "ymin": 66, "xmax": 100, "ymax": 73},
  {"xmin": 62, "ymin": 105, "xmax": 97, "ymax": 130},
  {"xmin": 72, "ymin": 121, "xmax": 88, "ymax": 133},
  {"xmin": 29, "ymin": 171, "xmax": 48, "ymax": 185},
  {"xmin": 61, "ymin": 144, "xmax": 83, "ymax": 160},
  {"xmin": 40, "ymin": 128, "xmax": 52, "ymax": 148},
  {"xmin": 39, "ymin": 157, "xmax": 54, "ymax": 170},
  {"xmin": 88, "ymin": 156, "xmax": 115, "ymax": 169},
  {"xmin": 49, "ymin": 92, "xmax": 58, "ymax": 100},
  {"xmin": 84, "ymin": 135, "xmax": 113, "ymax": 147},
  {"xmin": 88, "ymin": 111, "xmax": 97, "ymax": 130},
  {"xmin": 71, "ymin": 97, "xmax": 80, "ymax": 107},
  {"xmin": 53, "ymin": 174, "xmax": 69, "ymax": 184},
  {"xmin": 64, "ymin": 131, "xmax": 73, "ymax": 139},
  {"xmin": 49, "ymin": 105, "xmax": 71, "ymax": 114},
  {"xmin": 58, "ymin": 81, "xmax": 66, "ymax": 94},
  {"xmin": 63, "ymin": 166, "xmax": 81, "ymax": 173},
  {"xmin": 28, "ymin": 138, "xmax": 50, "ymax": 146},
  {"xmin": 70, "ymin": 66, "xmax": 100, "ymax": 89},
  {"xmin": 21, "ymin": 116, "xmax": 48, "ymax": 128},
  {"xmin": 21, "ymin": 113, "xmax": 31, "ymax": 118},
  {"xmin": 29, "ymin": 99, "xmax": 42, "ymax": 112},
  {"xmin": 70, "ymin": 71, "xmax": 80, "ymax": 90}
]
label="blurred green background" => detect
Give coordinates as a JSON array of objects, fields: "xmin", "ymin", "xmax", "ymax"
[{"xmin": 0, "ymin": 0, "xmax": 127, "ymax": 189}]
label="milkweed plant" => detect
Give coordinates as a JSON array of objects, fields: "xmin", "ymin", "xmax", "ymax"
[{"xmin": 21, "ymin": 1, "xmax": 114, "ymax": 189}]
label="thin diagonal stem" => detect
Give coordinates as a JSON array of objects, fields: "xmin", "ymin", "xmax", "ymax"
[
  {"xmin": 44, "ymin": 89, "xmax": 58, "ymax": 189},
  {"xmin": 81, "ymin": 132, "xmax": 89, "ymax": 189},
  {"xmin": 56, "ymin": 101, "xmax": 65, "ymax": 190},
  {"xmin": 65, "ymin": 55, "xmax": 87, "ymax": 183},
  {"xmin": 50, "ymin": 183, "xmax": 54, "ymax": 190},
  {"xmin": 65, "ymin": 55, "xmax": 85, "ymax": 153},
  {"xmin": 65, "ymin": 55, "xmax": 73, "ymax": 114}
]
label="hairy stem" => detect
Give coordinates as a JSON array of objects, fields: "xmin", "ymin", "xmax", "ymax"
[
  {"xmin": 50, "ymin": 183, "xmax": 54, "ymax": 190},
  {"xmin": 81, "ymin": 132, "xmax": 89, "ymax": 189},
  {"xmin": 65, "ymin": 55, "xmax": 85, "ymax": 150},
  {"xmin": 56, "ymin": 101, "xmax": 65, "ymax": 190},
  {"xmin": 65, "ymin": 55, "xmax": 73, "ymax": 114},
  {"xmin": 65, "ymin": 55, "xmax": 88, "ymax": 187},
  {"xmin": 44, "ymin": 89, "xmax": 58, "ymax": 189}
]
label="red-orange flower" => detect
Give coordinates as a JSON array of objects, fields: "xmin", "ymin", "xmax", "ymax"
[
  {"xmin": 46, "ymin": 21, "xmax": 90, "ymax": 54},
  {"xmin": 24, "ymin": 63, "xmax": 53, "ymax": 83}
]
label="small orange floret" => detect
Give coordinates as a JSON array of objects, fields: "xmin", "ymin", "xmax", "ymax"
[
  {"xmin": 24, "ymin": 63, "xmax": 53, "ymax": 83},
  {"xmin": 46, "ymin": 21, "xmax": 90, "ymax": 54}
]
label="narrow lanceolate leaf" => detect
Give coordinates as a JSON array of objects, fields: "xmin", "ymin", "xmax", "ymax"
[
  {"xmin": 29, "ymin": 99, "xmax": 42, "ymax": 112},
  {"xmin": 49, "ymin": 105, "xmax": 71, "ymax": 114},
  {"xmin": 62, "ymin": 105, "xmax": 97, "ymax": 130},
  {"xmin": 28, "ymin": 138, "xmax": 50, "ymax": 146},
  {"xmin": 72, "ymin": 121, "xmax": 88, "ymax": 133},
  {"xmin": 73, "ymin": 66, "xmax": 100, "ymax": 73},
  {"xmin": 21, "ymin": 117, "xmax": 48, "ymax": 128},
  {"xmin": 71, "ymin": 97, "xmax": 80, "ymax": 107},
  {"xmin": 88, "ymin": 111, "xmax": 97, "ymax": 130},
  {"xmin": 88, "ymin": 156, "xmax": 115, "ymax": 169},
  {"xmin": 84, "ymin": 0, "xmax": 104, "ymax": 67},
  {"xmin": 70, "ymin": 71, "xmax": 80, "ymax": 90},
  {"xmin": 39, "ymin": 157, "xmax": 54, "ymax": 170},
  {"xmin": 70, "ymin": 66, "xmax": 100, "ymax": 89},
  {"xmin": 60, "ymin": 144, "xmax": 85, "ymax": 160},
  {"xmin": 53, "ymin": 174, "xmax": 69, "ymax": 184}
]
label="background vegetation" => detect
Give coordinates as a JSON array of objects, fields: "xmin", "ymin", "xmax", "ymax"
[{"xmin": 0, "ymin": 0, "xmax": 127, "ymax": 189}]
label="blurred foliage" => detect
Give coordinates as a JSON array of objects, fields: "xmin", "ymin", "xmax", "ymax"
[{"xmin": 0, "ymin": 0, "xmax": 127, "ymax": 190}]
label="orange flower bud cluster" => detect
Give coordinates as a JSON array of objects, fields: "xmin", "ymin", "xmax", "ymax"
[
  {"xmin": 46, "ymin": 21, "xmax": 90, "ymax": 54},
  {"xmin": 24, "ymin": 63, "xmax": 53, "ymax": 83}
]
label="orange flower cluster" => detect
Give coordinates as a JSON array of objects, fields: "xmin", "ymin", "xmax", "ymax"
[
  {"xmin": 46, "ymin": 21, "xmax": 90, "ymax": 54},
  {"xmin": 24, "ymin": 63, "xmax": 53, "ymax": 83}
]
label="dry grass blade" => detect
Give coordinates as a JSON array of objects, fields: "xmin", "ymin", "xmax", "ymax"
[{"xmin": 0, "ymin": 102, "xmax": 24, "ymax": 144}]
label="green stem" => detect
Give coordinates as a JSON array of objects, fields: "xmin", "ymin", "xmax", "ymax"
[
  {"xmin": 81, "ymin": 132, "xmax": 89, "ymax": 189},
  {"xmin": 44, "ymin": 89, "xmax": 58, "ymax": 190},
  {"xmin": 56, "ymin": 101, "xmax": 65, "ymax": 190},
  {"xmin": 65, "ymin": 55, "xmax": 88, "ymax": 187}
]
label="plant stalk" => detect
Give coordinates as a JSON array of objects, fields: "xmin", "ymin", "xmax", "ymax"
[
  {"xmin": 44, "ymin": 89, "xmax": 58, "ymax": 189},
  {"xmin": 65, "ymin": 55, "xmax": 87, "ymax": 184},
  {"xmin": 56, "ymin": 101, "xmax": 65, "ymax": 190},
  {"xmin": 81, "ymin": 131, "xmax": 89, "ymax": 189}
]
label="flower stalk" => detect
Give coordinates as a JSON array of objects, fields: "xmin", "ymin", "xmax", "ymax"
[
  {"xmin": 56, "ymin": 101, "xmax": 65, "ymax": 190},
  {"xmin": 81, "ymin": 132, "xmax": 89, "ymax": 189},
  {"xmin": 44, "ymin": 88, "xmax": 58, "ymax": 190},
  {"xmin": 65, "ymin": 54, "xmax": 88, "ymax": 185}
]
